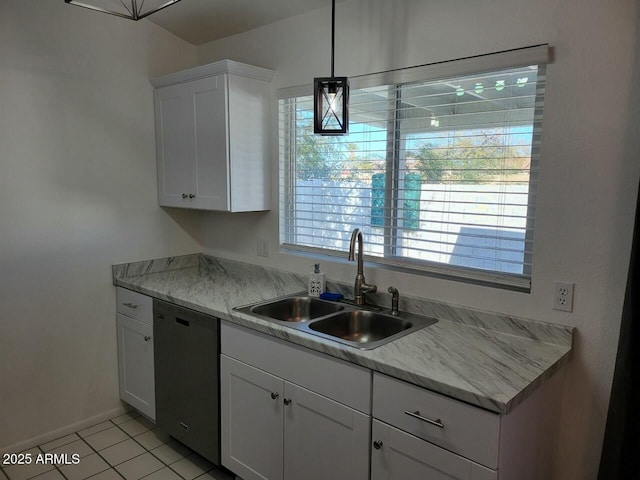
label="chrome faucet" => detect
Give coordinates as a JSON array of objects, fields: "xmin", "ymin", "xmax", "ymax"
[
  {"xmin": 348, "ymin": 228, "xmax": 377, "ymax": 306},
  {"xmin": 388, "ymin": 286, "xmax": 399, "ymax": 315}
]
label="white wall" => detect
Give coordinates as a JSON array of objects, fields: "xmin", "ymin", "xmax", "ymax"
[
  {"xmin": 197, "ymin": 0, "xmax": 640, "ymax": 478},
  {"xmin": 0, "ymin": 0, "xmax": 200, "ymax": 449}
]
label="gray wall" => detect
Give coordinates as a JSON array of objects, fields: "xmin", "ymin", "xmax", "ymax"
[{"xmin": 0, "ymin": 0, "xmax": 201, "ymax": 450}]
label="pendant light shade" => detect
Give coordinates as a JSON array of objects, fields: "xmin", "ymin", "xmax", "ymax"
[
  {"xmin": 314, "ymin": 0, "xmax": 349, "ymax": 135},
  {"xmin": 64, "ymin": 0, "xmax": 182, "ymax": 21},
  {"xmin": 314, "ymin": 77, "xmax": 349, "ymax": 135}
]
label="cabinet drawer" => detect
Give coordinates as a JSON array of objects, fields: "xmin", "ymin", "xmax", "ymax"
[
  {"xmin": 221, "ymin": 321, "xmax": 371, "ymax": 414},
  {"xmin": 371, "ymin": 420, "xmax": 497, "ymax": 480},
  {"xmin": 116, "ymin": 287, "xmax": 153, "ymax": 324},
  {"xmin": 373, "ymin": 373, "xmax": 499, "ymax": 469}
]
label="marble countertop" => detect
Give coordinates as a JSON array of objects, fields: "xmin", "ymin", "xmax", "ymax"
[{"xmin": 113, "ymin": 254, "xmax": 574, "ymax": 414}]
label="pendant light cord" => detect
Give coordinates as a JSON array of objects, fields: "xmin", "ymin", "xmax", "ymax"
[{"xmin": 331, "ymin": 0, "xmax": 335, "ymax": 78}]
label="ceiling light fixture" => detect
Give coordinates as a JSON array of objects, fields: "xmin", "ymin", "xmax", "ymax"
[
  {"xmin": 64, "ymin": 0, "xmax": 182, "ymax": 21},
  {"xmin": 314, "ymin": 0, "xmax": 349, "ymax": 135}
]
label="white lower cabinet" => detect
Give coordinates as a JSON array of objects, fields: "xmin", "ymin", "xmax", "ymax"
[
  {"xmin": 221, "ymin": 322, "xmax": 559, "ymax": 480},
  {"xmin": 220, "ymin": 322, "xmax": 371, "ymax": 480},
  {"xmin": 116, "ymin": 287, "xmax": 155, "ymax": 420},
  {"xmin": 116, "ymin": 313, "xmax": 155, "ymax": 420},
  {"xmin": 371, "ymin": 420, "xmax": 497, "ymax": 480}
]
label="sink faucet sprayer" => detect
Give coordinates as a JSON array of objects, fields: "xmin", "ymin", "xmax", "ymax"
[{"xmin": 348, "ymin": 228, "xmax": 377, "ymax": 306}]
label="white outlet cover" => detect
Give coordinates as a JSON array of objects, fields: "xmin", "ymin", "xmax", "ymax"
[
  {"xmin": 257, "ymin": 238, "xmax": 271, "ymax": 258},
  {"xmin": 553, "ymin": 281, "xmax": 575, "ymax": 312}
]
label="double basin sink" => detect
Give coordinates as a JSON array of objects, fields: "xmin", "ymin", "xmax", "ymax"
[{"xmin": 234, "ymin": 294, "xmax": 438, "ymax": 350}]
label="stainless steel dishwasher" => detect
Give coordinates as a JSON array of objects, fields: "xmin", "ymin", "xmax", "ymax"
[{"xmin": 153, "ymin": 299, "xmax": 220, "ymax": 465}]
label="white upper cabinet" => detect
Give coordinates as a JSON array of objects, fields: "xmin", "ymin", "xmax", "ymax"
[{"xmin": 152, "ymin": 60, "xmax": 274, "ymax": 212}]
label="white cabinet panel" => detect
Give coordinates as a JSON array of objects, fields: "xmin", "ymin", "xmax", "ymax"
[
  {"xmin": 155, "ymin": 84, "xmax": 195, "ymax": 207},
  {"xmin": 116, "ymin": 313, "xmax": 155, "ymax": 420},
  {"xmin": 284, "ymin": 382, "xmax": 369, "ymax": 480},
  {"xmin": 371, "ymin": 420, "xmax": 497, "ymax": 480},
  {"xmin": 192, "ymin": 75, "xmax": 230, "ymax": 210},
  {"xmin": 221, "ymin": 355, "xmax": 283, "ymax": 480}
]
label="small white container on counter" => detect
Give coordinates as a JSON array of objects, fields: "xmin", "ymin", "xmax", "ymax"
[{"xmin": 308, "ymin": 264, "xmax": 325, "ymax": 297}]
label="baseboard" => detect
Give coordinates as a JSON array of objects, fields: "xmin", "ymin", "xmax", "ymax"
[{"xmin": 0, "ymin": 405, "xmax": 130, "ymax": 455}]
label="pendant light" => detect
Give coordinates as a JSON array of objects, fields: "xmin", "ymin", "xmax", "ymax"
[
  {"xmin": 64, "ymin": 0, "xmax": 182, "ymax": 21},
  {"xmin": 314, "ymin": 0, "xmax": 349, "ymax": 135}
]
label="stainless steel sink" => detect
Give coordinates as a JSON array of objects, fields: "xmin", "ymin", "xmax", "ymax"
[
  {"xmin": 234, "ymin": 293, "xmax": 437, "ymax": 349},
  {"xmin": 309, "ymin": 310, "xmax": 412, "ymax": 343},
  {"xmin": 241, "ymin": 296, "xmax": 344, "ymax": 322}
]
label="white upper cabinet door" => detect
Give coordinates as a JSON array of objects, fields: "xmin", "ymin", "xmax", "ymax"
[
  {"xmin": 284, "ymin": 381, "xmax": 370, "ymax": 480},
  {"xmin": 191, "ymin": 75, "xmax": 230, "ymax": 211},
  {"xmin": 154, "ymin": 83, "xmax": 195, "ymax": 208}
]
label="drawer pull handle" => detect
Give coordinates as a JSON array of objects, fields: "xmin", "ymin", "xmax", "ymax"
[
  {"xmin": 404, "ymin": 410, "xmax": 445, "ymax": 429},
  {"xmin": 283, "ymin": 398, "xmax": 292, "ymax": 406},
  {"xmin": 179, "ymin": 422, "xmax": 189, "ymax": 431},
  {"xmin": 176, "ymin": 318, "xmax": 190, "ymax": 327},
  {"xmin": 271, "ymin": 392, "xmax": 279, "ymax": 400},
  {"xmin": 123, "ymin": 302, "xmax": 138, "ymax": 309},
  {"xmin": 144, "ymin": 336, "xmax": 151, "ymax": 342},
  {"xmin": 373, "ymin": 440, "xmax": 383, "ymax": 450}
]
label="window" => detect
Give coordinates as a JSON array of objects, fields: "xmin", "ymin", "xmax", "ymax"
[{"xmin": 279, "ymin": 46, "xmax": 548, "ymax": 291}]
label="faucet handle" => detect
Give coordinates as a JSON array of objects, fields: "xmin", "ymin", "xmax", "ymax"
[{"xmin": 388, "ymin": 286, "xmax": 399, "ymax": 315}]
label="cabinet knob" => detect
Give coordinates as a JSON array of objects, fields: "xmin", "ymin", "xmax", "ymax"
[
  {"xmin": 188, "ymin": 193, "xmax": 195, "ymax": 199},
  {"xmin": 182, "ymin": 193, "xmax": 188, "ymax": 199},
  {"xmin": 283, "ymin": 398, "xmax": 292, "ymax": 406},
  {"xmin": 144, "ymin": 336, "xmax": 151, "ymax": 342},
  {"xmin": 271, "ymin": 392, "xmax": 279, "ymax": 400},
  {"xmin": 373, "ymin": 440, "xmax": 383, "ymax": 450}
]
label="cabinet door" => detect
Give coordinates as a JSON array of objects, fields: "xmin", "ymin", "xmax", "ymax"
[
  {"xmin": 284, "ymin": 382, "xmax": 370, "ymax": 480},
  {"xmin": 191, "ymin": 75, "xmax": 231, "ymax": 211},
  {"xmin": 371, "ymin": 420, "xmax": 497, "ymax": 480},
  {"xmin": 116, "ymin": 313, "xmax": 155, "ymax": 420},
  {"xmin": 154, "ymin": 83, "xmax": 196, "ymax": 207},
  {"xmin": 221, "ymin": 355, "xmax": 284, "ymax": 480}
]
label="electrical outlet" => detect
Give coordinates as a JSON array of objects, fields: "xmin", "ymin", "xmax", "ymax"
[
  {"xmin": 257, "ymin": 238, "xmax": 271, "ymax": 258},
  {"xmin": 553, "ymin": 281, "xmax": 575, "ymax": 312}
]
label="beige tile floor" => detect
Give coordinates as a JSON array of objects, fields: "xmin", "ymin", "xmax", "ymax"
[{"xmin": 1, "ymin": 413, "xmax": 233, "ymax": 480}]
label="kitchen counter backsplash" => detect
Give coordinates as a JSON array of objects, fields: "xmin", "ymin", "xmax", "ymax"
[{"xmin": 113, "ymin": 253, "xmax": 574, "ymax": 413}]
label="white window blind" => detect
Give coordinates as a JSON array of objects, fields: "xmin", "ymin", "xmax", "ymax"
[{"xmin": 279, "ymin": 46, "xmax": 549, "ymax": 291}]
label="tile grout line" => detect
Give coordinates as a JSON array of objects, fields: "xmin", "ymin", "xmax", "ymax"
[
  {"xmin": 78, "ymin": 430, "xmax": 124, "ymax": 480},
  {"xmin": 112, "ymin": 420, "xmax": 201, "ymax": 480},
  {"xmin": 46, "ymin": 442, "xmax": 72, "ymax": 480},
  {"xmin": 109, "ymin": 422, "xmax": 172, "ymax": 480}
]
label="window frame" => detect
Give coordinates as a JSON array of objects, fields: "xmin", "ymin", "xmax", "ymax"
[{"xmin": 278, "ymin": 45, "xmax": 550, "ymax": 292}]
